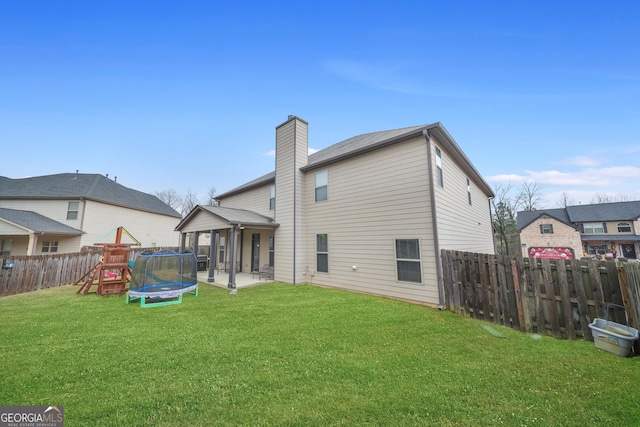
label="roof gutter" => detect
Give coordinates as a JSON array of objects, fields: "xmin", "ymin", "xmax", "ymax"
[{"xmin": 424, "ymin": 129, "xmax": 446, "ymax": 310}]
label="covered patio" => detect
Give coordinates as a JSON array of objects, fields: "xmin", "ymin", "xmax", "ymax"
[{"xmin": 176, "ymin": 205, "xmax": 279, "ymax": 289}]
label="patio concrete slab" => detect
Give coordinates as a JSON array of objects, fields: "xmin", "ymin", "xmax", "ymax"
[{"xmin": 196, "ymin": 270, "xmax": 270, "ymax": 289}]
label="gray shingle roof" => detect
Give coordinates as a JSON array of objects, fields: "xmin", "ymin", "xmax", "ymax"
[
  {"xmin": 217, "ymin": 122, "xmax": 493, "ymax": 199},
  {"xmin": 566, "ymin": 201, "xmax": 640, "ymax": 222},
  {"xmin": 517, "ymin": 201, "xmax": 640, "ymax": 231},
  {"xmin": 0, "ymin": 173, "xmax": 180, "ymax": 217},
  {"xmin": 0, "ymin": 208, "xmax": 83, "ymax": 234}
]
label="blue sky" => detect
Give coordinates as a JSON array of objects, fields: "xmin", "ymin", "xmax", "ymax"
[{"xmin": 1, "ymin": 1, "xmax": 639, "ymax": 208}]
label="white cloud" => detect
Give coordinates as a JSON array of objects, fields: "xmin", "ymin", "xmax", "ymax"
[{"xmin": 553, "ymin": 156, "xmax": 601, "ymax": 167}]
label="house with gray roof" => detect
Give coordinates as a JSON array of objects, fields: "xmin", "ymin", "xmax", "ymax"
[
  {"xmin": 517, "ymin": 201, "xmax": 640, "ymax": 260},
  {"xmin": 0, "ymin": 173, "xmax": 181, "ymax": 255},
  {"xmin": 176, "ymin": 116, "xmax": 495, "ymax": 307}
]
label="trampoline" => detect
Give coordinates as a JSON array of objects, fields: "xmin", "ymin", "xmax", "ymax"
[{"xmin": 126, "ymin": 250, "xmax": 199, "ymax": 307}]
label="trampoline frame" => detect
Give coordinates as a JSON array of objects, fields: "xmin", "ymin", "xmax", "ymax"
[{"xmin": 126, "ymin": 250, "xmax": 199, "ymax": 308}]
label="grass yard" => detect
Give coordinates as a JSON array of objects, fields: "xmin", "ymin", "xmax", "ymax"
[{"xmin": 1, "ymin": 282, "xmax": 639, "ymax": 426}]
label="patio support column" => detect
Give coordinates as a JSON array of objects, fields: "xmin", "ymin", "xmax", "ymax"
[
  {"xmin": 208, "ymin": 230, "xmax": 217, "ymax": 283},
  {"xmin": 180, "ymin": 233, "xmax": 187, "ymax": 252},
  {"xmin": 228, "ymin": 225, "xmax": 239, "ymax": 289},
  {"xmin": 193, "ymin": 231, "xmax": 199, "ymax": 255}
]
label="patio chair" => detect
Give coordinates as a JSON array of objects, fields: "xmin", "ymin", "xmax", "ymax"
[
  {"xmin": 260, "ymin": 265, "xmax": 274, "ymax": 281},
  {"xmin": 253, "ymin": 264, "xmax": 270, "ymax": 279}
]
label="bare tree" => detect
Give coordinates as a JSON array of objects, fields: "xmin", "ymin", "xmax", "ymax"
[
  {"xmin": 154, "ymin": 189, "xmax": 182, "ymax": 210},
  {"xmin": 556, "ymin": 192, "xmax": 576, "ymax": 208},
  {"xmin": 518, "ymin": 181, "xmax": 544, "ymax": 211},
  {"xmin": 591, "ymin": 192, "xmax": 631, "ymax": 204},
  {"xmin": 491, "ymin": 184, "xmax": 522, "ymax": 257},
  {"xmin": 205, "ymin": 186, "xmax": 218, "ymax": 206},
  {"xmin": 181, "ymin": 189, "xmax": 200, "ymax": 217}
]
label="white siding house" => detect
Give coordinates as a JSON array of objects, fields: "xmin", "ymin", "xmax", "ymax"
[
  {"xmin": 0, "ymin": 173, "xmax": 181, "ymax": 255},
  {"xmin": 176, "ymin": 116, "xmax": 495, "ymax": 306}
]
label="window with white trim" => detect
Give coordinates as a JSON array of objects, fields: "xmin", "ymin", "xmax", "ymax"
[
  {"xmin": 67, "ymin": 201, "xmax": 79, "ymax": 220},
  {"xmin": 435, "ymin": 147, "xmax": 443, "ymax": 187},
  {"xmin": 540, "ymin": 224, "xmax": 554, "ymax": 234},
  {"xmin": 316, "ymin": 234, "xmax": 328, "ymax": 273},
  {"xmin": 269, "ymin": 185, "xmax": 275, "ymax": 210},
  {"xmin": 467, "ymin": 178, "xmax": 472, "ymax": 205},
  {"xmin": 42, "ymin": 241, "xmax": 59, "ymax": 253},
  {"xmin": 583, "ymin": 222, "xmax": 606, "ymax": 234},
  {"xmin": 618, "ymin": 222, "xmax": 631, "ymax": 233},
  {"xmin": 315, "ymin": 170, "xmax": 328, "ymax": 202},
  {"xmin": 395, "ymin": 239, "xmax": 422, "ymax": 283}
]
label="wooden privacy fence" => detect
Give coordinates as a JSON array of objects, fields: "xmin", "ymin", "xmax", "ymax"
[
  {"xmin": 0, "ymin": 246, "xmax": 179, "ymax": 297},
  {"xmin": 441, "ymin": 250, "xmax": 640, "ymax": 341}
]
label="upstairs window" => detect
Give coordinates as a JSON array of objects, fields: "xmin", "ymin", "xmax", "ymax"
[
  {"xmin": 316, "ymin": 234, "xmax": 328, "ymax": 273},
  {"xmin": 435, "ymin": 147, "xmax": 443, "ymax": 187},
  {"xmin": 42, "ymin": 241, "xmax": 59, "ymax": 253},
  {"xmin": 540, "ymin": 224, "xmax": 554, "ymax": 234},
  {"xmin": 395, "ymin": 239, "xmax": 422, "ymax": 283},
  {"xmin": 618, "ymin": 222, "xmax": 631, "ymax": 233},
  {"xmin": 467, "ymin": 178, "xmax": 472, "ymax": 205},
  {"xmin": 582, "ymin": 222, "xmax": 606, "ymax": 234},
  {"xmin": 315, "ymin": 170, "xmax": 328, "ymax": 202},
  {"xmin": 269, "ymin": 185, "xmax": 276, "ymax": 210},
  {"xmin": 67, "ymin": 202, "xmax": 79, "ymax": 220}
]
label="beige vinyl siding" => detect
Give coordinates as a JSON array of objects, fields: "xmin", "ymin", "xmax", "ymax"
[
  {"xmin": 179, "ymin": 210, "xmax": 231, "ymax": 233},
  {"xmin": 0, "ymin": 220, "xmax": 29, "ymax": 235},
  {"xmin": 0, "ymin": 199, "xmax": 179, "ymax": 250},
  {"xmin": 218, "ymin": 184, "xmax": 274, "ymax": 219},
  {"xmin": 303, "ymin": 136, "xmax": 440, "ymax": 305},
  {"xmin": 273, "ymin": 118, "xmax": 307, "ymax": 284},
  {"xmin": 81, "ymin": 200, "xmax": 179, "ymax": 247},
  {"xmin": 38, "ymin": 235, "xmax": 83, "ymax": 254},
  {"xmin": 0, "ymin": 199, "xmax": 86, "ymax": 227},
  {"xmin": 0, "ymin": 235, "xmax": 29, "ymax": 256},
  {"xmin": 604, "ymin": 221, "xmax": 636, "ymax": 235},
  {"xmin": 430, "ymin": 136, "xmax": 495, "ymax": 254}
]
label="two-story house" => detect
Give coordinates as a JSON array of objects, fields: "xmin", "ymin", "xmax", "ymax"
[
  {"xmin": 517, "ymin": 201, "xmax": 640, "ymax": 260},
  {"xmin": 176, "ymin": 116, "xmax": 495, "ymax": 307},
  {"xmin": 0, "ymin": 173, "xmax": 181, "ymax": 255}
]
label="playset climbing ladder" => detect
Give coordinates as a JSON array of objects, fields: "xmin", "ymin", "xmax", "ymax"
[{"xmin": 75, "ymin": 227, "xmax": 140, "ymax": 296}]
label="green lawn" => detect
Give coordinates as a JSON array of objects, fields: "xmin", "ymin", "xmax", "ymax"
[{"xmin": 1, "ymin": 283, "xmax": 639, "ymax": 426}]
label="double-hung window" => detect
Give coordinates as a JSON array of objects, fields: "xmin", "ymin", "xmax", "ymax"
[
  {"xmin": 67, "ymin": 201, "xmax": 79, "ymax": 220},
  {"xmin": 315, "ymin": 170, "xmax": 328, "ymax": 202},
  {"xmin": 395, "ymin": 239, "xmax": 422, "ymax": 283},
  {"xmin": 540, "ymin": 224, "xmax": 554, "ymax": 234},
  {"xmin": 42, "ymin": 241, "xmax": 59, "ymax": 253},
  {"xmin": 316, "ymin": 234, "xmax": 328, "ymax": 273},
  {"xmin": 583, "ymin": 222, "xmax": 606, "ymax": 234}
]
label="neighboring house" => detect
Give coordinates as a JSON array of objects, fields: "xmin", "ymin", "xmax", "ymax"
[
  {"xmin": 176, "ymin": 116, "xmax": 495, "ymax": 306},
  {"xmin": 0, "ymin": 173, "xmax": 181, "ymax": 255},
  {"xmin": 517, "ymin": 201, "xmax": 640, "ymax": 260}
]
